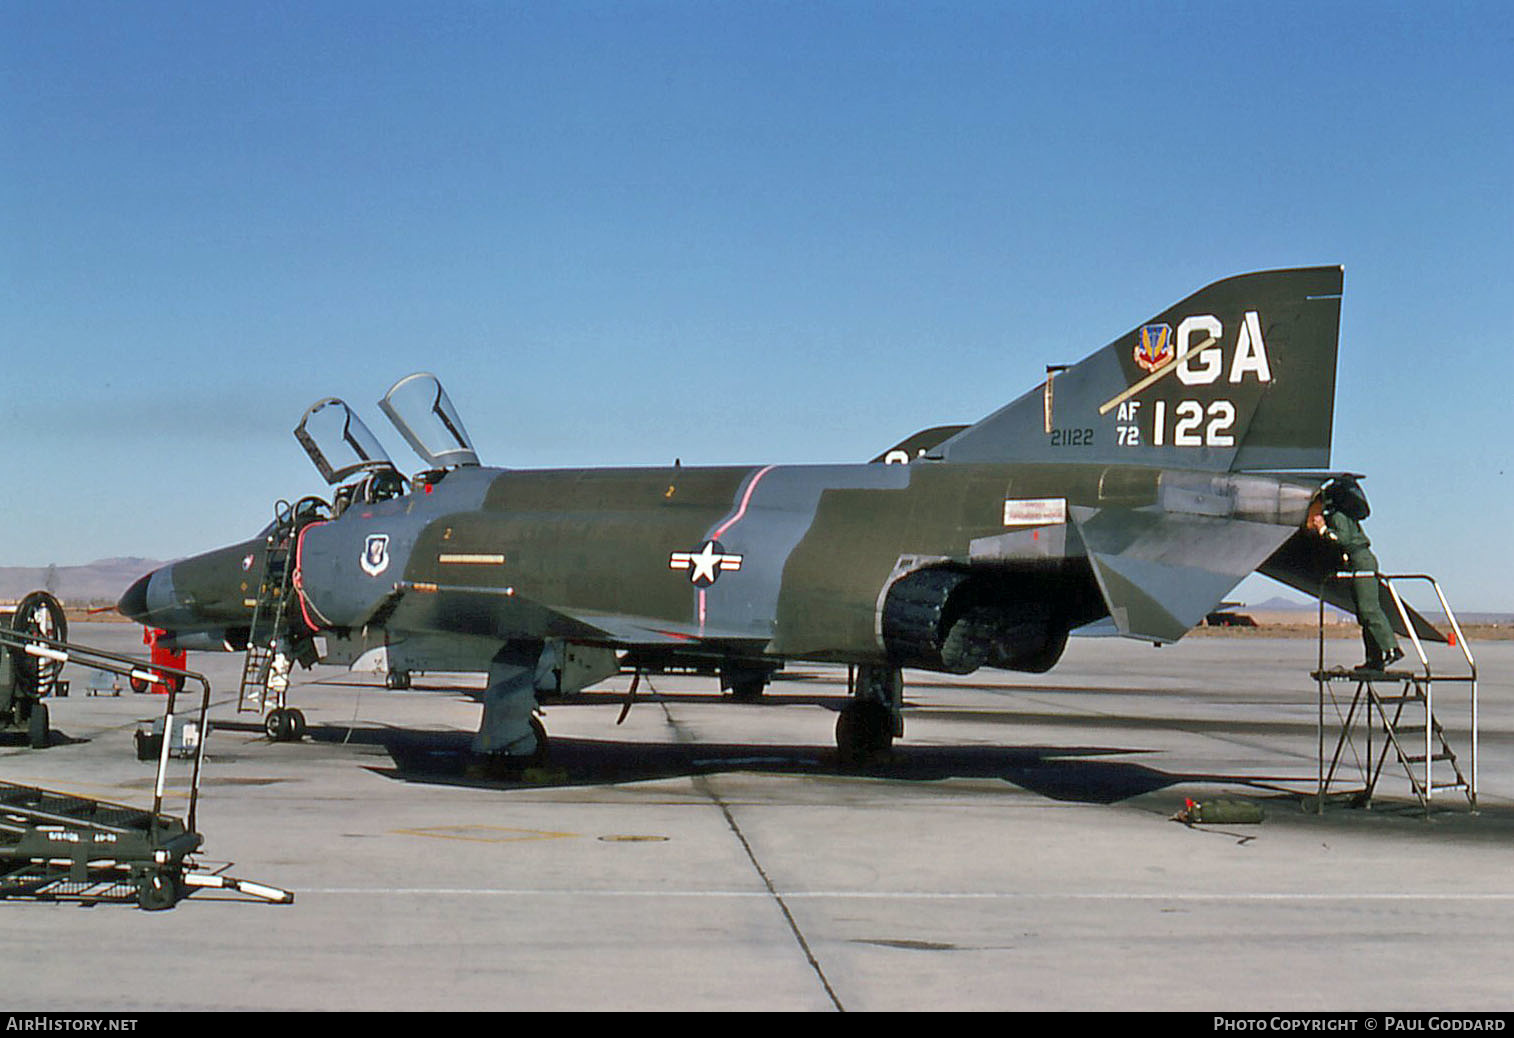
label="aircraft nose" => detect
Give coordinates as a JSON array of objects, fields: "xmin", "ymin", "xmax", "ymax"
[{"xmin": 117, "ymin": 570, "xmax": 157, "ymax": 623}]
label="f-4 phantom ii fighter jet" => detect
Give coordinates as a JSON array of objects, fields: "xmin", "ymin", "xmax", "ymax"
[{"xmin": 119, "ymin": 266, "xmax": 1438, "ymax": 765}]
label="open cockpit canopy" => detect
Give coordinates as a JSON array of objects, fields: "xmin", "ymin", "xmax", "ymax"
[
  {"xmin": 378, "ymin": 372, "xmax": 480, "ymax": 471},
  {"xmin": 293, "ymin": 397, "xmax": 397, "ymax": 486}
]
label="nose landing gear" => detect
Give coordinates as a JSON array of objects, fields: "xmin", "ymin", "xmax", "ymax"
[{"xmin": 264, "ymin": 706, "xmax": 307, "ymax": 742}]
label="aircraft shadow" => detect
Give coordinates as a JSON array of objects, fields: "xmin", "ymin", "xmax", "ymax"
[
  {"xmin": 239, "ymin": 721, "xmax": 1510, "ymax": 826},
  {"xmin": 0, "ymin": 729, "xmax": 87, "ymax": 749},
  {"xmin": 314, "ymin": 682, "xmax": 857, "ymax": 710},
  {"xmin": 332, "ymin": 722, "xmax": 1243, "ymax": 806}
]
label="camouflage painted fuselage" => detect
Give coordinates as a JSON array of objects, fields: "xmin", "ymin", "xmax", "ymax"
[
  {"xmin": 127, "ymin": 456, "xmax": 1317, "ymax": 679},
  {"xmin": 297, "ymin": 460, "xmax": 1102, "ymax": 664}
]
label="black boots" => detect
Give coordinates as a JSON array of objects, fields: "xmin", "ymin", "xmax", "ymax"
[{"xmin": 1354, "ymin": 646, "xmax": 1405, "ymax": 672}]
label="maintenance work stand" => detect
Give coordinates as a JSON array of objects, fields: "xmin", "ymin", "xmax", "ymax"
[
  {"xmin": 0, "ymin": 620, "xmax": 293, "ymax": 910},
  {"xmin": 1312, "ymin": 574, "xmax": 1477, "ymax": 815}
]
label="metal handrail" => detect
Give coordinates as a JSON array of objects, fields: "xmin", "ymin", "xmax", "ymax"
[
  {"xmin": 0, "ymin": 627, "xmax": 213, "ymax": 832},
  {"xmin": 1315, "ymin": 571, "xmax": 1477, "ymax": 811},
  {"xmin": 1378, "ymin": 572, "xmax": 1477, "ymax": 677}
]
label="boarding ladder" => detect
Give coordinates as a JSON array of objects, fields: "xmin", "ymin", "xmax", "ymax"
[
  {"xmin": 1313, "ymin": 574, "xmax": 1477, "ymax": 814},
  {"xmin": 236, "ymin": 499, "xmax": 301, "ymax": 717}
]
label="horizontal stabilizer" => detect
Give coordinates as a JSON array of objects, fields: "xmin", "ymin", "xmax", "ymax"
[
  {"xmin": 1070, "ymin": 507, "xmax": 1297, "ymax": 642},
  {"xmin": 1259, "ymin": 533, "xmax": 1447, "ymax": 643}
]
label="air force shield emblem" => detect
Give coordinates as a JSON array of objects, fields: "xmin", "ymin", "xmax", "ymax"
[
  {"xmin": 361, "ymin": 534, "xmax": 391, "ymax": 577},
  {"xmin": 1133, "ymin": 323, "xmax": 1174, "ymax": 373}
]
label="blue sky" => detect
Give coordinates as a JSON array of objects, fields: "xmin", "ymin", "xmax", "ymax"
[{"xmin": 3, "ymin": 2, "xmax": 1511, "ymax": 609}]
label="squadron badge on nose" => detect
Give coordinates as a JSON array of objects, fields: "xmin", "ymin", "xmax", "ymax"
[{"xmin": 361, "ymin": 534, "xmax": 391, "ymax": 577}]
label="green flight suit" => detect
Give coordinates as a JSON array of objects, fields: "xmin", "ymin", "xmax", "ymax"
[{"xmin": 1325, "ymin": 510, "xmax": 1399, "ymax": 664}]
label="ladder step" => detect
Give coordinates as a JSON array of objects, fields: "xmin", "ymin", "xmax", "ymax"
[{"xmin": 1402, "ymin": 753, "xmax": 1456, "ymax": 764}]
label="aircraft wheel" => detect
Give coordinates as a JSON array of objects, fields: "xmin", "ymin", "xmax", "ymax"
[
  {"xmin": 835, "ymin": 700, "xmax": 893, "ymax": 768},
  {"xmin": 264, "ymin": 708, "xmax": 294, "ymax": 742},
  {"xmin": 524, "ymin": 714, "xmax": 550, "ymax": 765},
  {"xmin": 131, "ymin": 670, "xmax": 180, "ymax": 694},
  {"xmin": 729, "ymin": 677, "xmax": 766, "ymax": 703},
  {"xmin": 286, "ymin": 708, "xmax": 307, "ymax": 741},
  {"xmin": 27, "ymin": 702, "xmax": 49, "ymax": 750},
  {"xmin": 386, "ymin": 670, "xmax": 411, "ymax": 690},
  {"xmin": 9, "ymin": 591, "xmax": 67, "ymax": 693},
  {"xmin": 465, "ymin": 715, "xmax": 549, "ymax": 779},
  {"xmin": 136, "ymin": 870, "xmax": 181, "ymax": 912}
]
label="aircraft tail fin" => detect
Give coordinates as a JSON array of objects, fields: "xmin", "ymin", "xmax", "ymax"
[{"xmin": 935, "ymin": 267, "xmax": 1343, "ymax": 472}]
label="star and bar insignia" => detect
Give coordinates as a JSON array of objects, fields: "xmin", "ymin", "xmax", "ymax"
[{"xmin": 669, "ymin": 540, "xmax": 743, "ymax": 587}]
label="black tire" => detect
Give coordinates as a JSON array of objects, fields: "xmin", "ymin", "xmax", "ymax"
[
  {"xmin": 264, "ymin": 708, "xmax": 294, "ymax": 742},
  {"xmin": 835, "ymin": 700, "xmax": 893, "ymax": 767},
  {"xmin": 9, "ymin": 590, "xmax": 67, "ymax": 694},
  {"xmin": 527, "ymin": 714, "xmax": 550, "ymax": 765},
  {"xmin": 286, "ymin": 708, "xmax": 307, "ymax": 741},
  {"xmin": 134, "ymin": 669, "xmax": 182, "ymax": 694},
  {"xmin": 136, "ymin": 871, "xmax": 180, "ymax": 911},
  {"xmin": 386, "ymin": 670, "xmax": 412, "ymax": 690},
  {"xmin": 492, "ymin": 714, "xmax": 550, "ymax": 767},
  {"xmin": 466, "ymin": 716, "xmax": 550, "ymax": 780},
  {"xmin": 729, "ymin": 678, "xmax": 766, "ymax": 703},
  {"xmin": 27, "ymin": 701, "xmax": 49, "ymax": 749}
]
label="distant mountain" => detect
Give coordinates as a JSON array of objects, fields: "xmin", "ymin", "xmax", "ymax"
[
  {"xmin": 1248, "ymin": 595, "xmax": 1319, "ymax": 612},
  {"xmin": 0, "ymin": 557, "xmax": 165, "ymax": 605},
  {"xmin": 1247, "ymin": 593, "xmax": 1510, "ymax": 626}
]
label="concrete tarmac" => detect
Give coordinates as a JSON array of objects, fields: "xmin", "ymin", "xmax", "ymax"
[{"xmin": 2, "ymin": 623, "xmax": 1510, "ymax": 1011}]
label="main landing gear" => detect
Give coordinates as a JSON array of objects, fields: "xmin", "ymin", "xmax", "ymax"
[
  {"xmin": 721, "ymin": 661, "xmax": 773, "ymax": 703},
  {"xmin": 467, "ymin": 648, "xmax": 907, "ymax": 774},
  {"xmin": 469, "ymin": 646, "xmax": 553, "ymax": 775},
  {"xmin": 835, "ymin": 664, "xmax": 903, "ymax": 768}
]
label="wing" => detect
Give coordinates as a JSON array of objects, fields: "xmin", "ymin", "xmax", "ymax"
[{"xmin": 379, "ymin": 581, "xmax": 769, "ymax": 651}]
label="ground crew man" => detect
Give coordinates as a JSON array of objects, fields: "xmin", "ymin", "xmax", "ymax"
[{"xmin": 1306, "ymin": 478, "xmax": 1404, "ymax": 672}]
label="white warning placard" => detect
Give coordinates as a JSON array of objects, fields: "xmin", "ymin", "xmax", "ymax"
[{"xmin": 1003, "ymin": 498, "xmax": 1067, "ymax": 527}]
